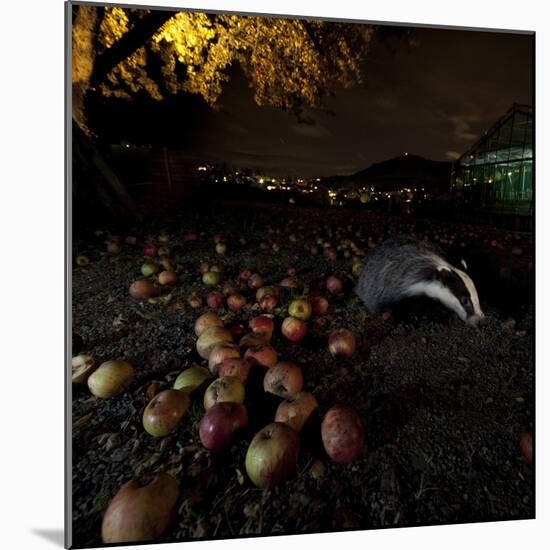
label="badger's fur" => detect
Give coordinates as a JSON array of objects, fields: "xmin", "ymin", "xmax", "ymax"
[{"xmin": 354, "ymin": 237, "xmax": 484, "ymax": 325}]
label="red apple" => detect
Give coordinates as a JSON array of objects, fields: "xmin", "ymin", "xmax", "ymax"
[
  {"xmin": 208, "ymin": 343, "xmax": 241, "ymax": 374},
  {"xmin": 158, "ymin": 270, "xmax": 177, "ymax": 286},
  {"xmin": 199, "ymin": 402, "xmax": 249, "ymax": 451},
  {"xmin": 196, "ymin": 327, "xmax": 233, "ymax": 359},
  {"xmin": 311, "ymin": 296, "xmax": 329, "ymax": 316},
  {"xmin": 203, "ymin": 376, "xmax": 245, "ymax": 410},
  {"xmin": 129, "ymin": 280, "xmax": 159, "ymax": 300},
  {"xmin": 263, "ymin": 362, "xmax": 303, "ymax": 398},
  {"xmin": 288, "ymin": 298, "xmax": 312, "ymax": 321},
  {"xmin": 101, "ymin": 473, "xmax": 179, "ymax": 543},
  {"xmin": 88, "ymin": 360, "xmax": 134, "ymax": 398},
  {"xmin": 239, "ymin": 269, "xmax": 252, "ymax": 283},
  {"xmin": 142, "ymin": 243, "xmax": 157, "ymax": 257},
  {"xmin": 326, "ymin": 275, "xmax": 344, "ymax": 294},
  {"xmin": 199, "ymin": 261, "xmax": 211, "ymax": 274},
  {"xmin": 245, "ymin": 422, "xmax": 300, "ymax": 489},
  {"xmin": 287, "ymin": 267, "xmax": 297, "ymax": 276},
  {"xmin": 275, "ymin": 392, "xmax": 318, "ymax": 432},
  {"xmin": 142, "ymin": 389, "xmax": 190, "ymax": 437},
  {"xmin": 206, "ymin": 291, "xmax": 225, "ymax": 309},
  {"xmin": 519, "ymin": 431, "xmax": 533, "ymax": 465},
  {"xmin": 328, "ymin": 328, "xmax": 357, "ymax": 358},
  {"xmin": 281, "ymin": 316, "xmax": 307, "ymax": 342},
  {"xmin": 244, "ymin": 344, "xmax": 278, "ymax": 369},
  {"xmin": 217, "ymin": 358, "xmax": 251, "ymax": 383},
  {"xmin": 227, "ymin": 294, "xmax": 247, "ymax": 311},
  {"xmin": 249, "ymin": 316, "xmax": 274, "ymax": 340},
  {"xmin": 321, "ymin": 405, "xmax": 364, "ymax": 464},
  {"xmin": 194, "ymin": 312, "xmax": 223, "ymax": 337},
  {"xmin": 247, "ymin": 273, "xmax": 264, "ymax": 289}
]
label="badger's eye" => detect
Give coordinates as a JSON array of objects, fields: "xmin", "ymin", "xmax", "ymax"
[{"xmin": 460, "ymin": 296, "xmax": 471, "ymax": 307}]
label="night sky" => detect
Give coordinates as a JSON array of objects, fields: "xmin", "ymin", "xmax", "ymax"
[
  {"xmin": 95, "ymin": 22, "xmax": 534, "ymax": 178},
  {"xmin": 193, "ymin": 25, "xmax": 533, "ymax": 176}
]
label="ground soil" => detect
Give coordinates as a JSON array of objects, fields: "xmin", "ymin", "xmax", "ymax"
[{"xmin": 71, "ymin": 201, "xmax": 534, "ymax": 548}]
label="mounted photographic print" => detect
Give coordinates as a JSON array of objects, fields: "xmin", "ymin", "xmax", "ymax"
[{"xmin": 67, "ymin": 1, "xmax": 535, "ymax": 547}]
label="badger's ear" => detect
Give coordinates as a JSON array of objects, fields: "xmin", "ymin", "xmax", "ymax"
[{"xmin": 436, "ymin": 266, "xmax": 454, "ymax": 284}]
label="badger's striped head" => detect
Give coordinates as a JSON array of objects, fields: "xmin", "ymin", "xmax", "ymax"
[{"xmin": 407, "ymin": 261, "xmax": 484, "ymax": 326}]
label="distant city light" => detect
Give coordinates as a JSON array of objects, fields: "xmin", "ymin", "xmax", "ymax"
[
  {"xmin": 259, "ymin": 178, "xmax": 265, "ymax": 184},
  {"xmin": 197, "ymin": 166, "xmax": 208, "ymax": 171}
]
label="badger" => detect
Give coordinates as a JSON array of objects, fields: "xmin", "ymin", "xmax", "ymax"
[{"xmin": 354, "ymin": 236, "xmax": 484, "ymax": 326}]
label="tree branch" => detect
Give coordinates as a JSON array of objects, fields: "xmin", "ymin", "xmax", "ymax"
[{"xmin": 89, "ymin": 10, "xmax": 174, "ymax": 89}]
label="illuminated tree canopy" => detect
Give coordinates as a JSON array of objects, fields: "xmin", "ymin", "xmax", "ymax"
[{"xmin": 72, "ymin": 5, "xmax": 374, "ymax": 132}]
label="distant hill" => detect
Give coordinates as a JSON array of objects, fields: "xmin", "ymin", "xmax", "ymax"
[{"xmin": 325, "ymin": 155, "xmax": 452, "ymax": 192}]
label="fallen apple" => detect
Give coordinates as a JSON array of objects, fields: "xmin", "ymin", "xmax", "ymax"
[
  {"xmin": 194, "ymin": 312, "xmax": 223, "ymax": 337},
  {"xmin": 311, "ymin": 296, "xmax": 329, "ymax": 316},
  {"xmin": 249, "ymin": 316, "xmax": 274, "ymax": 340},
  {"xmin": 196, "ymin": 326, "xmax": 233, "ymax": 359},
  {"xmin": 244, "ymin": 343, "xmax": 278, "ymax": 369},
  {"xmin": 217, "ymin": 358, "xmax": 251, "ymax": 383},
  {"xmin": 88, "ymin": 360, "xmax": 134, "ymax": 398},
  {"xmin": 227, "ymin": 294, "xmax": 247, "ymax": 311},
  {"xmin": 71, "ymin": 353, "xmax": 96, "ymax": 384},
  {"xmin": 206, "ymin": 291, "xmax": 225, "ymax": 309},
  {"xmin": 215, "ymin": 242, "xmax": 227, "ymax": 255},
  {"xmin": 187, "ymin": 293, "xmax": 203, "ymax": 309},
  {"xmin": 157, "ymin": 246, "xmax": 171, "ymax": 257},
  {"xmin": 203, "ymin": 376, "xmax": 245, "ymax": 410},
  {"xmin": 281, "ymin": 316, "xmax": 307, "ymax": 342},
  {"xmin": 106, "ymin": 241, "xmax": 122, "ymax": 254},
  {"xmin": 279, "ymin": 277, "xmax": 301, "ymax": 289},
  {"xmin": 519, "ymin": 431, "xmax": 533, "ymax": 465},
  {"xmin": 326, "ymin": 275, "xmax": 344, "ymax": 294},
  {"xmin": 275, "ymin": 392, "xmax": 318, "ymax": 432},
  {"xmin": 247, "ymin": 273, "xmax": 263, "ymax": 289},
  {"xmin": 142, "ymin": 243, "xmax": 157, "ymax": 257},
  {"xmin": 143, "ymin": 389, "xmax": 190, "ymax": 437},
  {"xmin": 158, "ymin": 270, "xmax": 177, "ymax": 286},
  {"xmin": 173, "ymin": 366, "xmax": 211, "ymax": 393},
  {"xmin": 245, "ymin": 422, "xmax": 300, "ymax": 489},
  {"xmin": 263, "ymin": 362, "xmax": 303, "ymax": 398},
  {"xmin": 199, "ymin": 402, "xmax": 249, "ymax": 452},
  {"xmin": 288, "ymin": 298, "xmax": 312, "ymax": 321},
  {"xmin": 202, "ymin": 271, "xmax": 221, "ymax": 286},
  {"xmin": 101, "ymin": 473, "xmax": 179, "ymax": 543},
  {"xmin": 141, "ymin": 262, "xmax": 159, "ymax": 277},
  {"xmin": 75, "ymin": 255, "xmax": 90, "ymax": 267},
  {"xmin": 328, "ymin": 328, "xmax": 357, "ymax": 359},
  {"xmin": 208, "ymin": 342, "xmax": 241, "ymax": 374},
  {"xmin": 321, "ymin": 405, "xmax": 364, "ymax": 464},
  {"xmin": 129, "ymin": 280, "xmax": 160, "ymax": 300}
]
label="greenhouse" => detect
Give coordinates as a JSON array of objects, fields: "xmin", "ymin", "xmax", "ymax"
[{"xmin": 451, "ymin": 103, "xmax": 533, "ymax": 216}]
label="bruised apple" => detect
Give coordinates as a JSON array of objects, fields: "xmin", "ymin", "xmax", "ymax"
[
  {"xmin": 199, "ymin": 402, "xmax": 249, "ymax": 451},
  {"xmin": 288, "ymin": 298, "xmax": 312, "ymax": 321},
  {"xmin": 239, "ymin": 332, "xmax": 270, "ymax": 350},
  {"xmin": 158, "ymin": 270, "xmax": 178, "ymax": 286},
  {"xmin": 263, "ymin": 362, "xmax": 303, "ymax": 398},
  {"xmin": 311, "ymin": 296, "xmax": 329, "ymax": 316},
  {"xmin": 72, "ymin": 353, "xmax": 96, "ymax": 384},
  {"xmin": 88, "ymin": 360, "xmax": 134, "ymax": 398},
  {"xmin": 321, "ymin": 405, "xmax": 364, "ymax": 464},
  {"xmin": 245, "ymin": 422, "xmax": 300, "ymax": 489},
  {"xmin": 217, "ymin": 358, "xmax": 251, "ymax": 383},
  {"xmin": 196, "ymin": 327, "xmax": 233, "ymax": 359},
  {"xmin": 101, "ymin": 473, "xmax": 179, "ymax": 543},
  {"xmin": 173, "ymin": 366, "xmax": 211, "ymax": 393},
  {"xmin": 244, "ymin": 344, "xmax": 278, "ymax": 369},
  {"xmin": 275, "ymin": 392, "xmax": 318, "ymax": 432},
  {"xmin": 143, "ymin": 389, "xmax": 190, "ymax": 437},
  {"xmin": 203, "ymin": 376, "xmax": 245, "ymax": 410}
]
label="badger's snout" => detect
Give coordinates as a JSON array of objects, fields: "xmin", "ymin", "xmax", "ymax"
[{"xmin": 466, "ymin": 313, "xmax": 485, "ymax": 327}]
